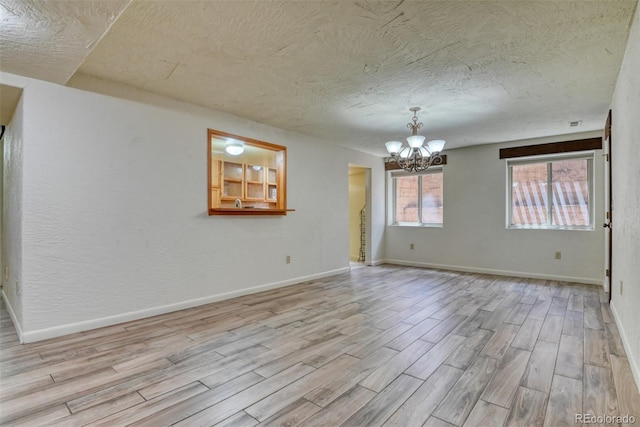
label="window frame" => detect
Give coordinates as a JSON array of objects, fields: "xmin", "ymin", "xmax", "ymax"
[
  {"xmin": 389, "ymin": 167, "xmax": 444, "ymax": 227},
  {"xmin": 506, "ymin": 152, "xmax": 595, "ymax": 231}
]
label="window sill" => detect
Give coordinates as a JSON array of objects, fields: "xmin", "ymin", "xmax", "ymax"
[
  {"xmin": 507, "ymin": 225, "xmax": 594, "ymax": 231},
  {"xmin": 388, "ymin": 223, "xmax": 443, "ymax": 228}
]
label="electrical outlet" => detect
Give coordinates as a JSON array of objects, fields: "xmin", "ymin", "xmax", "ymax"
[
  {"xmin": 554, "ymin": 251, "xmax": 562, "ymax": 260},
  {"xmin": 620, "ymin": 280, "xmax": 623, "ymax": 295},
  {"xmin": 410, "ymin": 243, "xmax": 415, "ymax": 250},
  {"xmin": 286, "ymin": 255, "xmax": 291, "ymax": 264}
]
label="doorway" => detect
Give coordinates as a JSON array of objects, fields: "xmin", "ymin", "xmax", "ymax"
[{"xmin": 348, "ymin": 166, "xmax": 370, "ymax": 268}]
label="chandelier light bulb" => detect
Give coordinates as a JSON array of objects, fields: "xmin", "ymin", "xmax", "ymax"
[
  {"xmin": 406, "ymin": 135, "xmax": 426, "ymax": 148},
  {"xmin": 427, "ymin": 139, "xmax": 446, "ymax": 153},
  {"xmin": 399, "ymin": 146, "xmax": 412, "ymax": 159},
  {"xmin": 385, "ymin": 140, "xmax": 403, "ymax": 155}
]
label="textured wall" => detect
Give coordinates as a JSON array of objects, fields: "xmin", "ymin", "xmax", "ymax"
[
  {"xmin": 609, "ymin": 3, "xmax": 640, "ymax": 390},
  {"xmin": 1, "ymin": 124, "xmax": 3, "ymax": 290},
  {"xmin": 1, "ymin": 81, "xmax": 24, "ymax": 330},
  {"xmin": 385, "ymin": 131, "xmax": 606, "ymax": 284},
  {"xmin": 3, "ymin": 72, "xmax": 385, "ymax": 341}
]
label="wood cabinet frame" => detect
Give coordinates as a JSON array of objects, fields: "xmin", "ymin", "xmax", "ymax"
[{"xmin": 208, "ymin": 129, "xmax": 290, "ymax": 216}]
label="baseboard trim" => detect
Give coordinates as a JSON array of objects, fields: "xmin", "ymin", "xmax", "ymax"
[
  {"xmin": 1, "ymin": 289, "xmax": 24, "ymax": 343},
  {"xmin": 380, "ymin": 259, "xmax": 602, "ymax": 285},
  {"xmin": 20, "ymin": 267, "xmax": 350, "ymax": 343},
  {"xmin": 609, "ymin": 300, "xmax": 640, "ymax": 394},
  {"xmin": 10, "ymin": 260, "xmax": 605, "ymax": 343}
]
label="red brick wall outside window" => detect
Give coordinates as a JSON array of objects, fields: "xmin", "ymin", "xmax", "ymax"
[
  {"xmin": 394, "ymin": 172, "xmax": 443, "ymax": 224},
  {"xmin": 510, "ymin": 158, "xmax": 590, "ymax": 227}
]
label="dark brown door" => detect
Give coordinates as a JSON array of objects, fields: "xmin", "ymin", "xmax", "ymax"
[{"xmin": 604, "ymin": 110, "xmax": 613, "ymax": 302}]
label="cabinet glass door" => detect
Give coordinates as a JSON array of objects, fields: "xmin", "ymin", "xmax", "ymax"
[
  {"xmin": 246, "ymin": 165, "xmax": 265, "ymax": 200},
  {"xmin": 223, "ymin": 162, "xmax": 243, "ymax": 198}
]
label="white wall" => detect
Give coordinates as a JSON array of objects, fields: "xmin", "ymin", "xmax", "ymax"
[
  {"xmin": 0, "ymin": 72, "xmax": 385, "ymax": 342},
  {"xmin": 609, "ymin": 4, "xmax": 640, "ymax": 390},
  {"xmin": 1, "ymin": 89, "xmax": 24, "ymax": 331},
  {"xmin": 1, "ymin": 127, "xmax": 3, "ymax": 288},
  {"xmin": 349, "ymin": 169, "xmax": 366, "ymax": 261},
  {"xmin": 385, "ymin": 131, "xmax": 606, "ymax": 284}
]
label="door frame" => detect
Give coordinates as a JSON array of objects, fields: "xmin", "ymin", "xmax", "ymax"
[{"xmin": 604, "ymin": 110, "xmax": 613, "ymax": 301}]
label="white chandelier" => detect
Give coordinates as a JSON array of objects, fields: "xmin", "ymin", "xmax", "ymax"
[{"xmin": 385, "ymin": 107, "xmax": 446, "ymax": 173}]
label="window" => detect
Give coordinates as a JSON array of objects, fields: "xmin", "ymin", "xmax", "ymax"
[
  {"xmin": 507, "ymin": 154, "xmax": 593, "ymax": 229},
  {"xmin": 391, "ymin": 169, "xmax": 443, "ymax": 226}
]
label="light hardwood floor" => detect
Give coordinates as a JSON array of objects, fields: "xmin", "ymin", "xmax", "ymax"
[{"xmin": 1, "ymin": 265, "xmax": 639, "ymax": 426}]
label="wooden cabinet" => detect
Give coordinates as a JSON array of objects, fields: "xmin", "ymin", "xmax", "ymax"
[
  {"xmin": 209, "ymin": 158, "xmax": 221, "ymax": 208},
  {"xmin": 217, "ymin": 161, "xmax": 279, "ymax": 204},
  {"xmin": 208, "ymin": 128, "xmax": 290, "ymax": 216},
  {"xmin": 267, "ymin": 168, "xmax": 277, "ymax": 201},
  {"xmin": 245, "ymin": 165, "xmax": 266, "ymax": 201},
  {"xmin": 222, "ymin": 162, "xmax": 243, "ymax": 199}
]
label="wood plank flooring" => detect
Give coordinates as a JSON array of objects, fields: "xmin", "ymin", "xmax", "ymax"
[{"xmin": 1, "ymin": 265, "xmax": 639, "ymax": 426}]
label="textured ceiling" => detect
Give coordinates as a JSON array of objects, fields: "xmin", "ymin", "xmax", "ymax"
[
  {"xmin": 1, "ymin": 1, "xmax": 637, "ymax": 156},
  {"xmin": 0, "ymin": 0, "xmax": 130, "ymax": 84}
]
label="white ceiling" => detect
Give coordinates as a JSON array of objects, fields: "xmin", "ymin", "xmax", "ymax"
[
  {"xmin": 0, "ymin": 0, "xmax": 130, "ymax": 84},
  {"xmin": 1, "ymin": 0, "xmax": 637, "ymax": 155}
]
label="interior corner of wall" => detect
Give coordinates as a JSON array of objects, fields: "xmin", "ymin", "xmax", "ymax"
[{"xmin": 1, "ymin": 288, "xmax": 24, "ymax": 343}]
